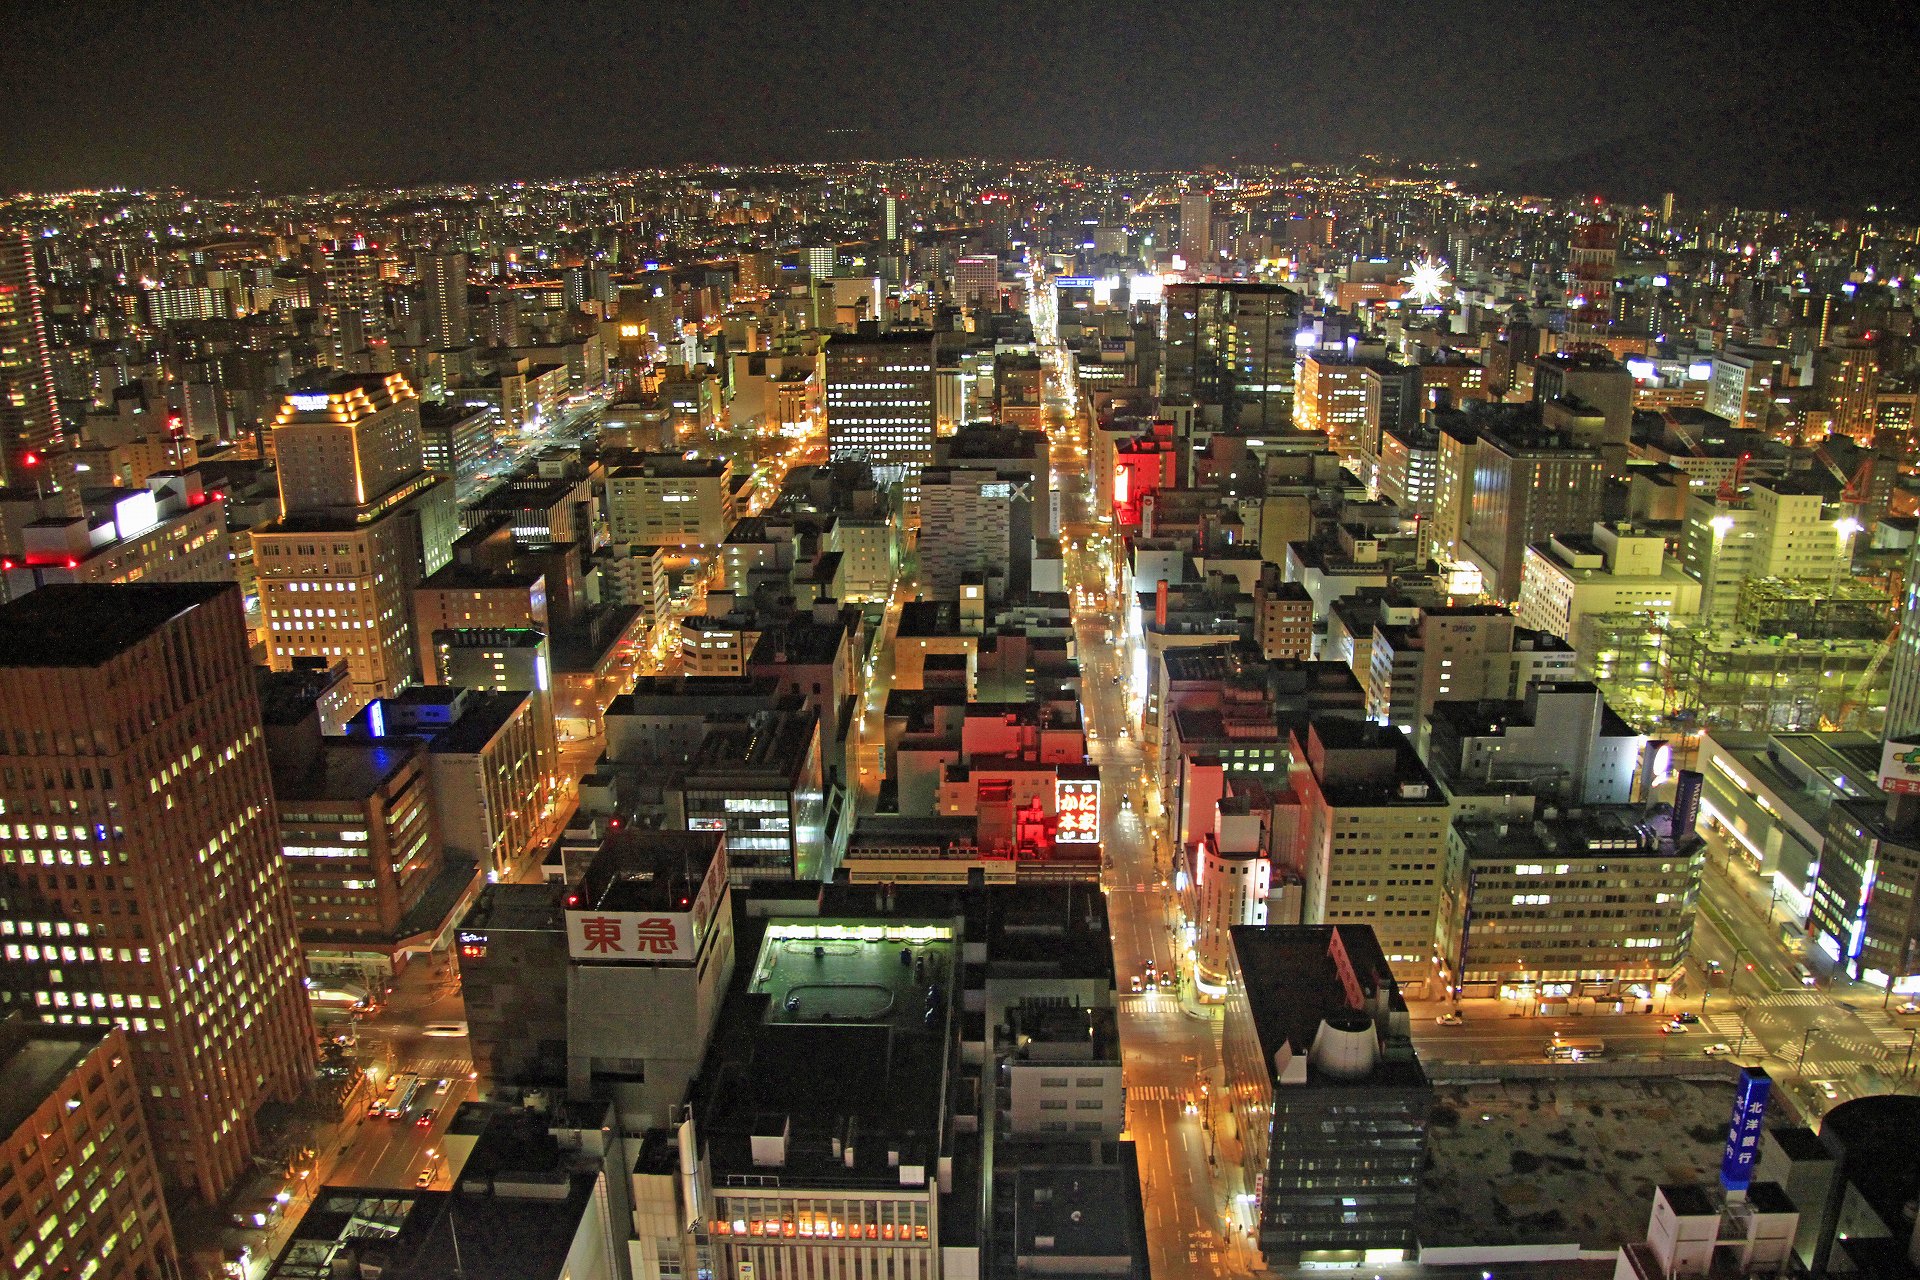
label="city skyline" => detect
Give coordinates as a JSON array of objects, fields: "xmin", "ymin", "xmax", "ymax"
[{"xmin": 0, "ymin": 1, "xmax": 1916, "ymax": 210}]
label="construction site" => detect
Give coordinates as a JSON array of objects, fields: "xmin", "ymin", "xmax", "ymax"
[{"xmin": 1579, "ymin": 580, "xmax": 1896, "ymax": 749}]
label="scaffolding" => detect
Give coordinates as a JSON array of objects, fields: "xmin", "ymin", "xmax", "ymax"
[
  {"xmin": 1579, "ymin": 612, "xmax": 1890, "ymax": 738},
  {"xmin": 1732, "ymin": 575, "xmax": 1894, "ymax": 641}
]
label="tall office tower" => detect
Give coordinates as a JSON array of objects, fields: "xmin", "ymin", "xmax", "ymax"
[
  {"xmin": 1178, "ymin": 191, "xmax": 1213, "ymax": 266},
  {"xmin": 1460, "ymin": 421, "xmax": 1607, "ymax": 602},
  {"xmin": 254, "ymin": 374, "xmax": 456, "ymax": 705},
  {"xmin": 0, "ymin": 1024, "xmax": 177, "ymax": 1280},
  {"xmin": 803, "ymin": 246, "xmax": 836, "ymax": 280},
  {"xmin": 953, "ymin": 254, "xmax": 999, "ymax": 312},
  {"xmin": 1565, "ymin": 221, "xmax": 1616, "ymax": 346},
  {"xmin": 1819, "ymin": 340, "xmax": 1881, "ymax": 442},
  {"xmin": 1162, "ymin": 281, "xmax": 1300, "ymax": 469},
  {"xmin": 882, "ymin": 193, "xmax": 899, "ymax": 243},
  {"xmin": 824, "ymin": 324, "xmax": 937, "ymax": 488},
  {"xmin": 419, "ymin": 251, "xmax": 469, "ymax": 351},
  {"xmin": 1221, "ymin": 925, "xmax": 1431, "ymax": 1269},
  {"xmin": 1531, "ymin": 349, "xmax": 1633, "ymax": 457},
  {"xmin": 0, "ymin": 231, "xmax": 65, "ymax": 489},
  {"xmin": 0, "ymin": 583, "xmax": 316, "ymax": 1204},
  {"xmin": 1289, "ymin": 719, "xmax": 1451, "ymax": 996}
]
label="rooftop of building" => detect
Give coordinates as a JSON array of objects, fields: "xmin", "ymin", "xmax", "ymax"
[
  {"xmin": 1418, "ymin": 1076, "xmax": 1751, "ymax": 1252},
  {"xmin": 1301, "ymin": 717, "xmax": 1448, "ymax": 807},
  {"xmin": 1006, "ymin": 1004, "xmax": 1120, "ymax": 1062},
  {"xmin": 1426, "ymin": 681, "xmax": 1638, "ymax": 745},
  {"xmin": 576, "ymin": 830, "xmax": 723, "ymax": 914},
  {"xmin": 610, "ymin": 452, "xmax": 729, "ymax": 479},
  {"xmin": 749, "ymin": 614, "xmax": 851, "ymax": 667},
  {"xmin": 608, "ymin": 676, "xmax": 785, "ymax": 717},
  {"xmin": 0, "ymin": 1026, "xmax": 109, "ymax": 1142},
  {"xmin": 1227, "ymin": 925, "xmax": 1427, "ymax": 1089},
  {"xmin": 1537, "ymin": 349, "xmax": 1629, "ymax": 374},
  {"xmin": 1008, "ymin": 1158, "xmax": 1149, "ymax": 1278},
  {"xmin": 1700, "ymin": 730, "xmax": 1885, "ymax": 833},
  {"xmin": 690, "ymin": 912, "xmax": 959, "ymax": 1188},
  {"xmin": 0, "ymin": 581, "xmax": 235, "ymax": 667},
  {"xmin": 1453, "ymin": 804, "xmax": 1692, "ymax": 862},
  {"xmin": 273, "ymin": 737, "xmax": 423, "ymax": 804},
  {"xmin": 459, "ymin": 882, "xmax": 567, "ymax": 936},
  {"xmin": 267, "ymin": 1106, "xmax": 604, "ymax": 1280},
  {"xmin": 824, "ymin": 324, "xmax": 937, "ymax": 348},
  {"xmin": 685, "ymin": 707, "xmax": 819, "ymax": 779}
]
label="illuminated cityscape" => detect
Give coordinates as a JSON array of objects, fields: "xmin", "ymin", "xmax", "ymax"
[{"xmin": 6, "ymin": 6, "xmax": 1920, "ymax": 1280}]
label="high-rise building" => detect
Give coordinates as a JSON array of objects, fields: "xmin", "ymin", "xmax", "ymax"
[
  {"xmin": 419, "ymin": 251, "xmax": 469, "ymax": 351},
  {"xmin": 1289, "ymin": 719, "xmax": 1451, "ymax": 995},
  {"xmin": 0, "ymin": 583, "xmax": 316, "ymax": 1204},
  {"xmin": 1221, "ymin": 924, "xmax": 1431, "ymax": 1268},
  {"xmin": 0, "ymin": 231, "xmax": 65, "ymax": 490},
  {"xmin": 1565, "ymin": 221, "xmax": 1616, "ymax": 346},
  {"xmin": 1162, "ymin": 282, "xmax": 1300, "ymax": 462},
  {"xmin": 254, "ymin": 374, "xmax": 456, "ymax": 705},
  {"xmin": 1531, "ymin": 349, "xmax": 1633, "ymax": 459},
  {"xmin": 1819, "ymin": 340, "xmax": 1880, "ymax": 441},
  {"xmin": 1366, "ymin": 605, "xmax": 1576, "ymax": 747},
  {"xmin": 270, "ymin": 371, "xmax": 425, "ymax": 513},
  {"xmin": 953, "ymin": 255, "xmax": 999, "ymax": 312},
  {"xmin": 1178, "ymin": 191, "xmax": 1213, "ymax": 266},
  {"xmin": 1460, "ymin": 420, "xmax": 1607, "ymax": 602},
  {"xmin": 824, "ymin": 324, "xmax": 937, "ymax": 488},
  {"xmin": 0, "ymin": 1023, "xmax": 176, "ymax": 1280}
]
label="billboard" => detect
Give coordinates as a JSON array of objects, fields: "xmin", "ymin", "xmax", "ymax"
[
  {"xmin": 1672, "ymin": 769, "xmax": 1704, "ymax": 838},
  {"xmin": 1056, "ymin": 779, "xmax": 1101, "ymax": 844},
  {"xmin": 1719, "ymin": 1066, "xmax": 1771, "ymax": 1192},
  {"xmin": 1053, "ymin": 276, "xmax": 1102, "ymax": 289},
  {"xmin": 1880, "ymin": 740, "xmax": 1920, "ymax": 795},
  {"xmin": 565, "ymin": 910, "xmax": 696, "ymax": 962}
]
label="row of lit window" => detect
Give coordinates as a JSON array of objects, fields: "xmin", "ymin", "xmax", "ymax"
[{"xmin": 712, "ymin": 1220, "xmax": 927, "ymax": 1242}]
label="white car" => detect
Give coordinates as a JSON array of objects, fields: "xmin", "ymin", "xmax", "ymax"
[{"xmin": 1702, "ymin": 1043, "xmax": 1733, "ymax": 1056}]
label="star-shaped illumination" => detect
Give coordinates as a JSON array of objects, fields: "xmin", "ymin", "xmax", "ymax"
[{"xmin": 1401, "ymin": 258, "xmax": 1452, "ymax": 306}]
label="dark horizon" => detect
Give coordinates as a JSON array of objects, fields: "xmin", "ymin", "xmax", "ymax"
[{"xmin": 4, "ymin": 0, "xmax": 1918, "ymax": 211}]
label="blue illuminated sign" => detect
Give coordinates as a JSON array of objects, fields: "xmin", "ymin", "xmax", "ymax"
[
  {"xmin": 1053, "ymin": 276, "xmax": 1102, "ymax": 289},
  {"xmin": 368, "ymin": 701, "xmax": 387, "ymax": 739},
  {"xmin": 1719, "ymin": 1066, "xmax": 1771, "ymax": 1191}
]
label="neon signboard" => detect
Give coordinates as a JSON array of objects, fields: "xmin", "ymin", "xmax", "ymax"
[
  {"xmin": 289, "ymin": 393, "xmax": 330, "ymax": 412},
  {"xmin": 1056, "ymin": 780, "xmax": 1101, "ymax": 844},
  {"xmin": 1719, "ymin": 1067, "xmax": 1771, "ymax": 1192}
]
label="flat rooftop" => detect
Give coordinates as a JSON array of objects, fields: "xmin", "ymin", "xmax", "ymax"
[
  {"xmin": 274, "ymin": 739, "xmax": 422, "ymax": 804},
  {"xmin": 694, "ymin": 915, "xmax": 959, "ymax": 1187},
  {"xmin": 0, "ymin": 581, "xmax": 235, "ymax": 667},
  {"xmin": 459, "ymin": 882, "xmax": 566, "ymax": 936},
  {"xmin": 1419, "ymin": 1076, "xmax": 1742, "ymax": 1251},
  {"xmin": 0, "ymin": 1029, "xmax": 105, "ymax": 1141},
  {"xmin": 577, "ymin": 830, "xmax": 722, "ymax": 913},
  {"xmin": 1229, "ymin": 925, "xmax": 1427, "ymax": 1090}
]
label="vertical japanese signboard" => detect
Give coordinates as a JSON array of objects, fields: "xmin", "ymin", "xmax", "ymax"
[
  {"xmin": 1056, "ymin": 779, "xmax": 1101, "ymax": 844},
  {"xmin": 1719, "ymin": 1066, "xmax": 1772, "ymax": 1192}
]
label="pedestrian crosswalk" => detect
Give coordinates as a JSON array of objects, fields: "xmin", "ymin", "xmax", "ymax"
[
  {"xmin": 1129, "ymin": 1084, "xmax": 1180, "ymax": 1101},
  {"xmin": 1703, "ymin": 1014, "xmax": 1745, "ymax": 1039}
]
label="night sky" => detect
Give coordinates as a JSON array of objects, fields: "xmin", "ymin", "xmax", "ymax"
[{"xmin": 3, "ymin": 0, "xmax": 1917, "ymax": 207}]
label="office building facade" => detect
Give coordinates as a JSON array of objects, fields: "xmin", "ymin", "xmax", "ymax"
[
  {"xmin": 825, "ymin": 326, "xmax": 937, "ymax": 488},
  {"xmin": 0, "ymin": 583, "xmax": 315, "ymax": 1204}
]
